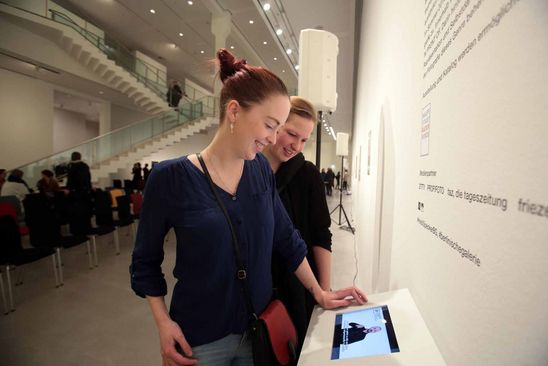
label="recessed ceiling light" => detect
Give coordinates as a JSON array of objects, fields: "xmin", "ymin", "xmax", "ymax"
[
  {"xmin": 149, "ymin": 9, "xmax": 155, "ymax": 14},
  {"xmin": 273, "ymin": 57, "xmax": 277, "ymax": 61},
  {"xmin": 263, "ymin": 41, "xmax": 267, "ymax": 45},
  {"xmin": 282, "ymin": 70, "xmax": 285, "ymax": 73},
  {"xmin": 169, "ymin": 43, "xmax": 177, "ymax": 49},
  {"xmin": 276, "ymin": 28, "xmax": 283, "ymax": 35},
  {"xmin": 200, "ymin": 50, "xmax": 205, "ymax": 54},
  {"xmin": 295, "ymin": 64, "xmax": 300, "ymax": 70},
  {"xmin": 179, "ymin": 32, "xmax": 184, "ymax": 37},
  {"xmin": 99, "ymin": 91, "xmax": 104, "ymax": 94},
  {"xmin": 249, "ymin": 20, "xmax": 254, "ymax": 24},
  {"xmin": 263, "ymin": 3, "xmax": 271, "ymax": 11},
  {"xmin": 286, "ymin": 49, "xmax": 292, "ymax": 55},
  {"xmin": 187, "ymin": 1, "xmax": 193, "ymax": 5},
  {"xmin": 230, "ymin": 46, "xmax": 235, "ymax": 49}
]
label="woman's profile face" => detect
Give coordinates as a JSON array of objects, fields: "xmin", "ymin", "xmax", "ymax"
[
  {"xmin": 232, "ymin": 94, "xmax": 290, "ymax": 160},
  {"xmin": 269, "ymin": 113, "xmax": 315, "ymax": 163}
]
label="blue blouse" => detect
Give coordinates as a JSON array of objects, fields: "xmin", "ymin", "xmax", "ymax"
[{"xmin": 130, "ymin": 154, "xmax": 307, "ymax": 347}]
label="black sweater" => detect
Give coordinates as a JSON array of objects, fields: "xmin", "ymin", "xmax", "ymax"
[{"xmin": 272, "ymin": 152, "xmax": 332, "ymax": 357}]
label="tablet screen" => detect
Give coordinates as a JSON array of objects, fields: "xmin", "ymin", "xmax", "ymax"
[{"xmin": 331, "ymin": 305, "xmax": 400, "ymax": 360}]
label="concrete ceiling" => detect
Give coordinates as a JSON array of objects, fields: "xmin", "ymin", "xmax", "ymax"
[{"xmin": 49, "ymin": 0, "xmax": 357, "ymax": 136}]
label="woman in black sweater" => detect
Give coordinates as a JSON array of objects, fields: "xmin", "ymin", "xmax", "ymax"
[{"xmin": 263, "ymin": 96, "xmax": 332, "ymax": 359}]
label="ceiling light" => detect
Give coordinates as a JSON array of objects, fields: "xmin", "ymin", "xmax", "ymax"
[
  {"xmin": 273, "ymin": 57, "xmax": 277, "ymax": 61},
  {"xmin": 200, "ymin": 50, "xmax": 205, "ymax": 54},
  {"xmin": 149, "ymin": 9, "xmax": 155, "ymax": 14},
  {"xmin": 249, "ymin": 20, "xmax": 254, "ymax": 24},
  {"xmin": 263, "ymin": 3, "xmax": 271, "ymax": 11},
  {"xmin": 179, "ymin": 32, "xmax": 184, "ymax": 37},
  {"xmin": 99, "ymin": 91, "xmax": 104, "ymax": 95},
  {"xmin": 286, "ymin": 49, "xmax": 292, "ymax": 55},
  {"xmin": 263, "ymin": 41, "xmax": 268, "ymax": 45},
  {"xmin": 169, "ymin": 43, "xmax": 177, "ymax": 49},
  {"xmin": 329, "ymin": 126, "xmax": 336, "ymax": 138},
  {"xmin": 282, "ymin": 70, "xmax": 285, "ymax": 73},
  {"xmin": 276, "ymin": 28, "xmax": 283, "ymax": 35},
  {"xmin": 187, "ymin": 1, "xmax": 193, "ymax": 5},
  {"xmin": 295, "ymin": 64, "xmax": 300, "ymax": 70},
  {"xmin": 230, "ymin": 46, "xmax": 235, "ymax": 49}
]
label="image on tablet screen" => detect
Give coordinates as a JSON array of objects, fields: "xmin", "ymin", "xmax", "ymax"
[{"xmin": 331, "ymin": 305, "xmax": 400, "ymax": 360}]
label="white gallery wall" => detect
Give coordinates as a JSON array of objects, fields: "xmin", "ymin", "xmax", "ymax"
[
  {"xmin": 0, "ymin": 68, "xmax": 53, "ymax": 169},
  {"xmin": 352, "ymin": 0, "xmax": 547, "ymax": 365},
  {"xmin": 53, "ymin": 108, "xmax": 98, "ymax": 153}
]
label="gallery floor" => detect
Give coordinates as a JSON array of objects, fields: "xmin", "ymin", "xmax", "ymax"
[{"xmin": 0, "ymin": 192, "xmax": 359, "ymax": 365}]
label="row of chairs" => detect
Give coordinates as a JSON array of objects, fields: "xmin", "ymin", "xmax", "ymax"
[{"xmin": 0, "ymin": 190, "xmax": 143, "ymax": 314}]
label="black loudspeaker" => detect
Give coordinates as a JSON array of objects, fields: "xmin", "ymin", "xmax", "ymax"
[{"xmin": 298, "ymin": 29, "xmax": 339, "ymax": 112}]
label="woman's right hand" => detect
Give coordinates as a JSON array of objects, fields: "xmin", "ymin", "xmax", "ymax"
[{"xmin": 158, "ymin": 318, "xmax": 198, "ymax": 366}]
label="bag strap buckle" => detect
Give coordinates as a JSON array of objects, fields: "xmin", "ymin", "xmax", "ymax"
[{"xmin": 237, "ymin": 270, "xmax": 247, "ymax": 280}]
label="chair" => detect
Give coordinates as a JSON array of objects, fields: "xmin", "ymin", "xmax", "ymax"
[
  {"xmin": 0, "ymin": 195, "xmax": 24, "ymax": 222},
  {"xmin": 123, "ymin": 179, "xmax": 134, "ymax": 195},
  {"xmin": 130, "ymin": 192, "xmax": 143, "ymax": 220},
  {"xmin": 93, "ymin": 190, "xmax": 121, "ymax": 256},
  {"xmin": 0, "ymin": 215, "xmax": 57, "ymax": 313},
  {"xmin": 116, "ymin": 195, "xmax": 136, "ymax": 238},
  {"xmin": 23, "ymin": 194, "xmax": 91, "ymax": 286},
  {"xmin": 67, "ymin": 192, "xmax": 117, "ymax": 268},
  {"xmin": 109, "ymin": 188, "xmax": 124, "ymax": 208},
  {"xmin": 0, "ymin": 202, "xmax": 29, "ymax": 236}
]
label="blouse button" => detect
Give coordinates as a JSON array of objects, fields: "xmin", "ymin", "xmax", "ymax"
[{"xmin": 232, "ymin": 196, "xmax": 237, "ymax": 201}]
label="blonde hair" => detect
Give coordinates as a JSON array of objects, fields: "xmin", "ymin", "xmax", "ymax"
[{"xmin": 289, "ymin": 96, "xmax": 317, "ymax": 124}]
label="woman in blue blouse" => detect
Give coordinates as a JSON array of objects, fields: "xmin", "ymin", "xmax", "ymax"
[{"xmin": 130, "ymin": 49, "xmax": 367, "ymax": 366}]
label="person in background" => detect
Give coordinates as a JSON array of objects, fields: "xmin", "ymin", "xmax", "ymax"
[
  {"xmin": 262, "ymin": 96, "xmax": 333, "ymax": 359},
  {"xmin": 67, "ymin": 152, "xmax": 91, "ymax": 195},
  {"xmin": 0, "ymin": 169, "xmax": 6, "ymax": 192},
  {"xmin": 326, "ymin": 168, "xmax": 335, "ymax": 196},
  {"xmin": 130, "ymin": 48, "xmax": 367, "ymax": 366},
  {"xmin": 36, "ymin": 169, "xmax": 60, "ymax": 198},
  {"xmin": 335, "ymin": 171, "xmax": 341, "ymax": 190},
  {"xmin": 342, "ymin": 169, "xmax": 349, "ymax": 192},
  {"xmin": 167, "ymin": 80, "xmax": 187, "ymax": 108},
  {"xmin": 1, "ymin": 169, "xmax": 32, "ymax": 205},
  {"xmin": 143, "ymin": 163, "xmax": 150, "ymax": 183},
  {"xmin": 132, "ymin": 162, "xmax": 143, "ymax": 189}
]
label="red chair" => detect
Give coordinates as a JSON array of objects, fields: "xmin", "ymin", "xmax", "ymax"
[
  {"xmin": 130, "ymin": 192, "xmax": 143, "ymax": 219},
  {"xmin": 0, "ymin": 203, "xmax": 29, "ymax": 236}
]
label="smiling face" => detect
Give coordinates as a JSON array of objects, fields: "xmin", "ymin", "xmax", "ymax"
[
  {"xmin": 230, "ymin": 94, "xmax": 291, "ymax": 160},
  {"xmin": 268, "ymin": 112, "xmax": 315, "ymax": 163}
]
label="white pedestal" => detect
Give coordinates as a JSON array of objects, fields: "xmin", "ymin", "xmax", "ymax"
[{"xmin": 298, "ymin": 288, "xmax": 446, "ymax": 365}]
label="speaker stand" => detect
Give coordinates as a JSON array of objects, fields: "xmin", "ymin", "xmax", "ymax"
[{"xmin": 330, "ymin": 156, "xmax": 355, "ymax": 234}]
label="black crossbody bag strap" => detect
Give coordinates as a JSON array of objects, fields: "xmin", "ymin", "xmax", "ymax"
[{"xmin": 196, "ymin": 153, "xmax": 258, "ymax": 320}]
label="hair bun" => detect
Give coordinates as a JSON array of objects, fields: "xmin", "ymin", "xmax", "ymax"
[{"xmin": 217, "ymin": 48, "xmax": 247, "ymax": 83}]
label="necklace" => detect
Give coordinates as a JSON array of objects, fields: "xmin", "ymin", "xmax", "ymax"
[{"xmin": 203, "ymin": 151, "xmax": 243, "ymax": 196}]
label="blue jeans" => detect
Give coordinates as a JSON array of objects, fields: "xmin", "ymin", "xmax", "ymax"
[{"xmin": 191, "ymin": 333, "xmax": 253, "ymax": 366}]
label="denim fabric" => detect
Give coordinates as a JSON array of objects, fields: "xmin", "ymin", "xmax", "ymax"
[{"xmin": 191, "ymin": 333, "xmax": 253, "ymax": 366}]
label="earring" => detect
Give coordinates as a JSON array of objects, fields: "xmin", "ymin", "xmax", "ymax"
[{"xmin": 230, "ymin": 122, "xmax": 234, "ymax": 134}]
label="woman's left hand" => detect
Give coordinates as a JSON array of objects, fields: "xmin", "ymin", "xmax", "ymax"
[{"xmin": 317, "ymin": 287, "xmax": 368, "ymax": 309}]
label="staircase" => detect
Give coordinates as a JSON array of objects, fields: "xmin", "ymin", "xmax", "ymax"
[
  {"xmin": 50, "ymin": 9, "xmax": 170, "ymax": 114},
  {"xmin": 91, "ymin": 115, "xmax": 218, "ymax": 186},
  {"xmin": 16, "ymin": 97, "xmax": 219, "ymax": 187},
  {"xmin": 0, "ymin": 3, "xmax": 170, "ymax": 114}
]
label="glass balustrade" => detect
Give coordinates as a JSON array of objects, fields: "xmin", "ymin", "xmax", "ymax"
[{"xmin": 16, "ymin": 97, "xmax": 218, "ymax": 186}]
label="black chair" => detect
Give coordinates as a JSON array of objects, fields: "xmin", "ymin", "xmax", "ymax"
[
  {"xmin": 94, "ymin": 190, "xmax": 121, "ymax": 255},
  {"xmin": 23, "ymin": 194, "xmax": 92, "ymax": 286},
  {"xmin": 0, "ymin": 215, "xmax": 57, "ymax": 313},
  {"xmin": 112, "ymin": 179, "xmax": 122, "ymax": 189},
  {"xmin": 116, "ymin": 195, "xmax": 136, "ymax": 238},
  {"xmin": 67, "ymin": 191, "xmax": 117, "ymax": 267},
  {"xmin": 123, "ymin": 179, "xmax": 133, "ymax": 195}
]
